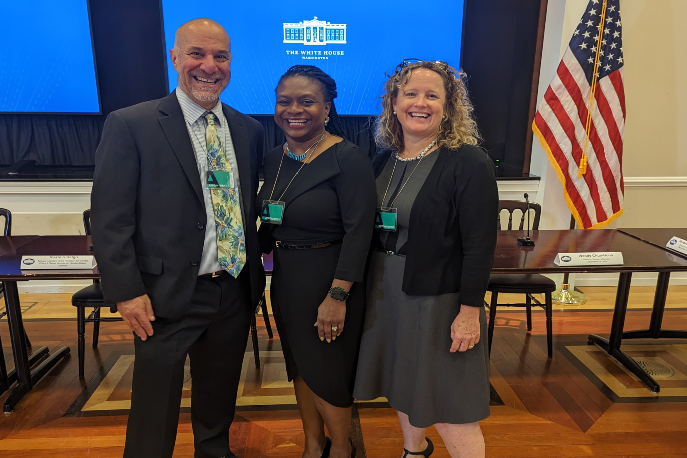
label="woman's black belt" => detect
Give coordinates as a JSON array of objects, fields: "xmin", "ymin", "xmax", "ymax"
[{"xmin": 275, "ymin": 239, "xmax": 343, "ymax": 249}]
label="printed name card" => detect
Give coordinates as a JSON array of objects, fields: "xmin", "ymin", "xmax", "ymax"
[
  {"xmin": 554, "ymin": 252, "xmax": 624, "ymax": 266},
  {"xmin": 666, "ymin": 236, "xmax": 687, "ymax": 256},
  {"xmin": 20, "ymin": 255, "xmax": 97, "ymax": 270}
]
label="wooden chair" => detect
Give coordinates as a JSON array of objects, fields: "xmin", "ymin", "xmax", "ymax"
[
  {"xmin": 0, "ymin": 208, "xmax": 33, "ymax": 393},
  {"xmin": 71, "ymin": 210, "xmax": 122, "ymax": 378},
  {"xmin": 487, "ymin": 200, "xmax": 557, "ymax": 358},
  {"xmin": 251, "ymin": 253, "xmax": 274, "ymax": 368}
]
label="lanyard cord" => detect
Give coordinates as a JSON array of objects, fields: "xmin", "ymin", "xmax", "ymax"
[
  {"xmin": 379, "ymin": 153, "xmax": 425, "ymax": 210},
  {"xmin": 268, "ymin": 132, "xmax": 327, "ymax": 202}
]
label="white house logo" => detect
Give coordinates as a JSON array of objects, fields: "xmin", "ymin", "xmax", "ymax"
[
  {"xmin": 283, "ymin": 17, "xmax": 347, "ymax": 46},
  {"xmin": 22, "ymin": 258, "xmax": 36, "ymax": 265},
  {"xmin": 561, "ymin": 256, "xmax": 572, "ymax": 262},
  {"xmin": 669, "ymin": 239, "xmax": 678, "ymax": 245}
]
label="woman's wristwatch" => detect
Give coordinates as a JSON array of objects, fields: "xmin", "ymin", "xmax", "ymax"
[{"xmin": 328, "ymin": 287, "xmax": 349, "ymax": 301}]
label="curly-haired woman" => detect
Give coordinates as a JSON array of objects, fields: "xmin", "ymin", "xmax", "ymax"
[{"xmin": 353, "ymin": 60, "xmax": 498, "ymax": 458}]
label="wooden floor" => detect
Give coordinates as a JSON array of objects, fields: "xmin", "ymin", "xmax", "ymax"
[{"xmin": 2, "ymin": 288, "xmax": 687, "ymax": 457}]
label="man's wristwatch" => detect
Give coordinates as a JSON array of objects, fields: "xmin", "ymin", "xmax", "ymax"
[{"xmin": 328, "ymin": 287, "xmax": 349, "ymax": 301}]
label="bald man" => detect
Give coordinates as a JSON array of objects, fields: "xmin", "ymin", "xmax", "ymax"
[{"xmin": 91, "ymin": 19, "xmax": 265, "ymax": 458}]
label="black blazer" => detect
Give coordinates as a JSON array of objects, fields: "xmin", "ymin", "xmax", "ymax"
[
  {"xmin": 91, "ymin": 91, "xmax": 265, "ymax": 320},
  {"xmin": 258, "ymin": 140, "xmax": 376, "ymax": 283},
  {"xmin": 372, "ymin": 145, "xmax": 498, "ymax": 307}
]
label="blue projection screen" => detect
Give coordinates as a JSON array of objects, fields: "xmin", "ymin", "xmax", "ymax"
[
  {"xmin": 0, "ymin": 0, "xmax": 100, "ymax": 114},
  {"xmin": 161, "ymin": 2, "xmax": 465, "ymax": 115}
]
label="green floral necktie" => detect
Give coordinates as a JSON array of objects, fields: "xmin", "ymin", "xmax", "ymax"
[{"xmin": 204, "ymin": 112, "xmax": 246, "ymax": 277}]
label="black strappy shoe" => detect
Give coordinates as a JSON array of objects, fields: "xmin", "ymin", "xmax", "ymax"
[
  {"xmin": 401, "ymin": 437, "xmax": 434, "ymax": 458},
  {"xmin": 320, "ymin": 437, "xmax": 332, "ymax": 458}
]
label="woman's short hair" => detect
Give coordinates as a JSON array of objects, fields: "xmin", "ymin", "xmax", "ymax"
[
  {"xmin": 375, "ymin": 60, "xmax": 481, "ymax": 151},
  {"xmin": 276, "ymin": 65, "xmax": 346, "ymax": 139}
]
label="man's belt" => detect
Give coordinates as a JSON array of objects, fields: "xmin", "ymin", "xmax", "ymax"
[
  {"xmin": 199, "ymin": 270, "xmax": 226, "ymax": 278},
  {"xmin": 275, "ymin": 239, "xmax": 343, "ymax": 250}
]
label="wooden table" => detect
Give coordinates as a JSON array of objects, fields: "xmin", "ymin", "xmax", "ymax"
[
  {"xmin": 0, "ymin": 235, "xmax": 97, "ymax": 412},
  {"xmin": 617, "ymin": 228, "xmax": 687, "ymax": 342},
  {"xmin": 493, "ymin": 229, "xmax": 687, "ymax": 393}
]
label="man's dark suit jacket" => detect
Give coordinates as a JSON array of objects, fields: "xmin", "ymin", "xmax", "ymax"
[{"xmin": 91, "ymin": 91, "xmax": 265, "ymax": 321}]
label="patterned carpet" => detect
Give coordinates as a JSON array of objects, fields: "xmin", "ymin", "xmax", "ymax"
[
  {"xmin": 562, "ymin": 343, "xmax": 687, "ymax": 401},
  {"xmin": 64, "ymin": 340, "xmax": 687, "ymax": 420}
]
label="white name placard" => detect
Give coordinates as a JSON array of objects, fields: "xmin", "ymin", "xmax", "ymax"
[
  {"xmin": 554, "ymin": 252, "xmax": 624, "ymax": 266},
  {"xmin": 666, "ymin": 236, "xmax": 687, "ymax": 256},
  {"xmin": 20, "ymin": 255, "xmax": 97, "ymax": 270}
]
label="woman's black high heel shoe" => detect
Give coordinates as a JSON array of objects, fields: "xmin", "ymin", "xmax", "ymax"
[
  {"xmin": 320, "ymin": 437, "xmax": 332, "ymax": 458},
  {"xmin": 401, "ymin": 437, "xmax": 434, "ymax": 458}
]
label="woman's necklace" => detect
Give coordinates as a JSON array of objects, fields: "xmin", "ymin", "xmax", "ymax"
[
  {"xmin": 394, "ymin": 138, "xmax": 437, "ymax": 162},
  {"xmin": 269, "ymin": 132, "xmax": 328, "ymax": 203},
  {"xmin": 284, "ymin": 132, "xmax": 327, "ymax": 161}
]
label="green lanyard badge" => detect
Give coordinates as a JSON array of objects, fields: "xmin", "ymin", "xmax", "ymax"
[
  {"xmin": 375, "ymin": 207, "xmax": 398, "ymax": 231},
  {"xmin": 206, "ymin": 170, "xmax": 233, "ymax": 189},
  {"xmin": 261, "ymin": 200, "xmax": 285, "ymax": 225}
]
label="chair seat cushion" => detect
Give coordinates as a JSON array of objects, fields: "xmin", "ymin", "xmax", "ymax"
[
  {"xmin": 487, "ymin": 274, "xmax": 557, "ymax": 293},
  {"xmin": 72, "ymin": 282, "xmax": 108, "ymax": 307}
]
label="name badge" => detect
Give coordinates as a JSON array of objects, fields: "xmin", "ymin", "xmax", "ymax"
[
  {"xmin": 554, "ymin": 252, "xmax": 624, "ymax": 266},
  {"xmin": 207, "ymin": 170, "xmax": 233, "ymax": 189},
  {"xmin": 374, "ymin": 207, "xmax": 397, "ymax": 232},
  {"xmin": 666, "ymin": 236, "xmax": 687, "ymax": 256},
  {"xmin": 261, "ymin": 200, "xmax": 285, "ymax": 225}
]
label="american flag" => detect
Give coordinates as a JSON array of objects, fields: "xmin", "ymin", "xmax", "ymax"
[{"xmin": 533, "ymin": 0, "xmax": 625, "ymax": 229}]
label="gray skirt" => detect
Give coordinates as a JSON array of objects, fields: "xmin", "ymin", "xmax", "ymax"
[{"xmin": 353, "ymin": 251, "xmax": 491, "ymax": 427}]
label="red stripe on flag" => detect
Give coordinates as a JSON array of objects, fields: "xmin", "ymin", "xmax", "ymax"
[
  {"xmin": 553, "ymin": 65, "xmax": 609, "ymax": 223},
  {"xmin": 608, "ymin": 71, "xmax": 626, "ymax": 119},
  {"xmin": 595, "ymin": 82, "xmax": 623, "ymax": 159},
  {"xmin": 552, "ymin": 64, "xmax": 585, "ymax": 163},
  {"xmin": 558, "ymin": 62, "xmax": 621, "ymax": 219},
  {"xmin": 593, "ymin": 84, "xmax": 623, "ymax": 213},
  {"xmin": 534, "ymin": 111, "xmax": 593, "ymax": 229}
]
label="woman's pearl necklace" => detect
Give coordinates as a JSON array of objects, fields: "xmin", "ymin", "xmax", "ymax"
[{"xmin": 395, "ymin": 139, "xmax": 437, "ymax": 162}]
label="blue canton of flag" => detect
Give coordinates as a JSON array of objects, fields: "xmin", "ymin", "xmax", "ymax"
[{"xmin": 570, "ymin": 0, "xmax": 624, "ymax": 84}]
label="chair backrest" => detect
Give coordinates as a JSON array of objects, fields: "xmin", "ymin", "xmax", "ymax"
[
  {"xmin": 83, "ymin": 209, "xmax": 92, "ymax": 236},
  {"xmin": 0, "ymin": 208, "xmax": 11, "ymax": 236},
  {"xmin": 498, "ymin": 200, "xmax": 541, "ymax": 231}
]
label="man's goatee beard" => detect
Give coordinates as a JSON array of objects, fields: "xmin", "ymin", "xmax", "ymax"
[{"xmin": 191, "ymin": 88, "xmax": 221, "ymax": 102}]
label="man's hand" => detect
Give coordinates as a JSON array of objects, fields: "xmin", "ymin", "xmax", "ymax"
[
  {"xmin": 450, "ymin": 305, "xmax": 481, "ymax": 353},
  {"xmin": 117, "ymin": 294, "xmax": 155, "ymax": 341}
]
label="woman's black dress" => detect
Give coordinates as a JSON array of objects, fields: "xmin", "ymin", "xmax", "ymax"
[{"xmin": 257, "ymin": 140, "xmax": 376, "ymax": 407}]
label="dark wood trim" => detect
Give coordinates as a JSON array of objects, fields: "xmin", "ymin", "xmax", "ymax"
[{"xmin": 523, "ymin": 0, "xmax": 549, "ymax": 175}]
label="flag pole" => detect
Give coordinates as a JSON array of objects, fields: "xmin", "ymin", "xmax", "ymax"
[
  {"xmin": 552, "ymin": 214, "xmax": 588, "ymax": 305},
  {"xmin": 552, "ymin": 0, "xmax": 609, "ymax": 305},
  {"xmin": 579, "ymin": 0, "xmax": 608, "ymax": 177}
]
